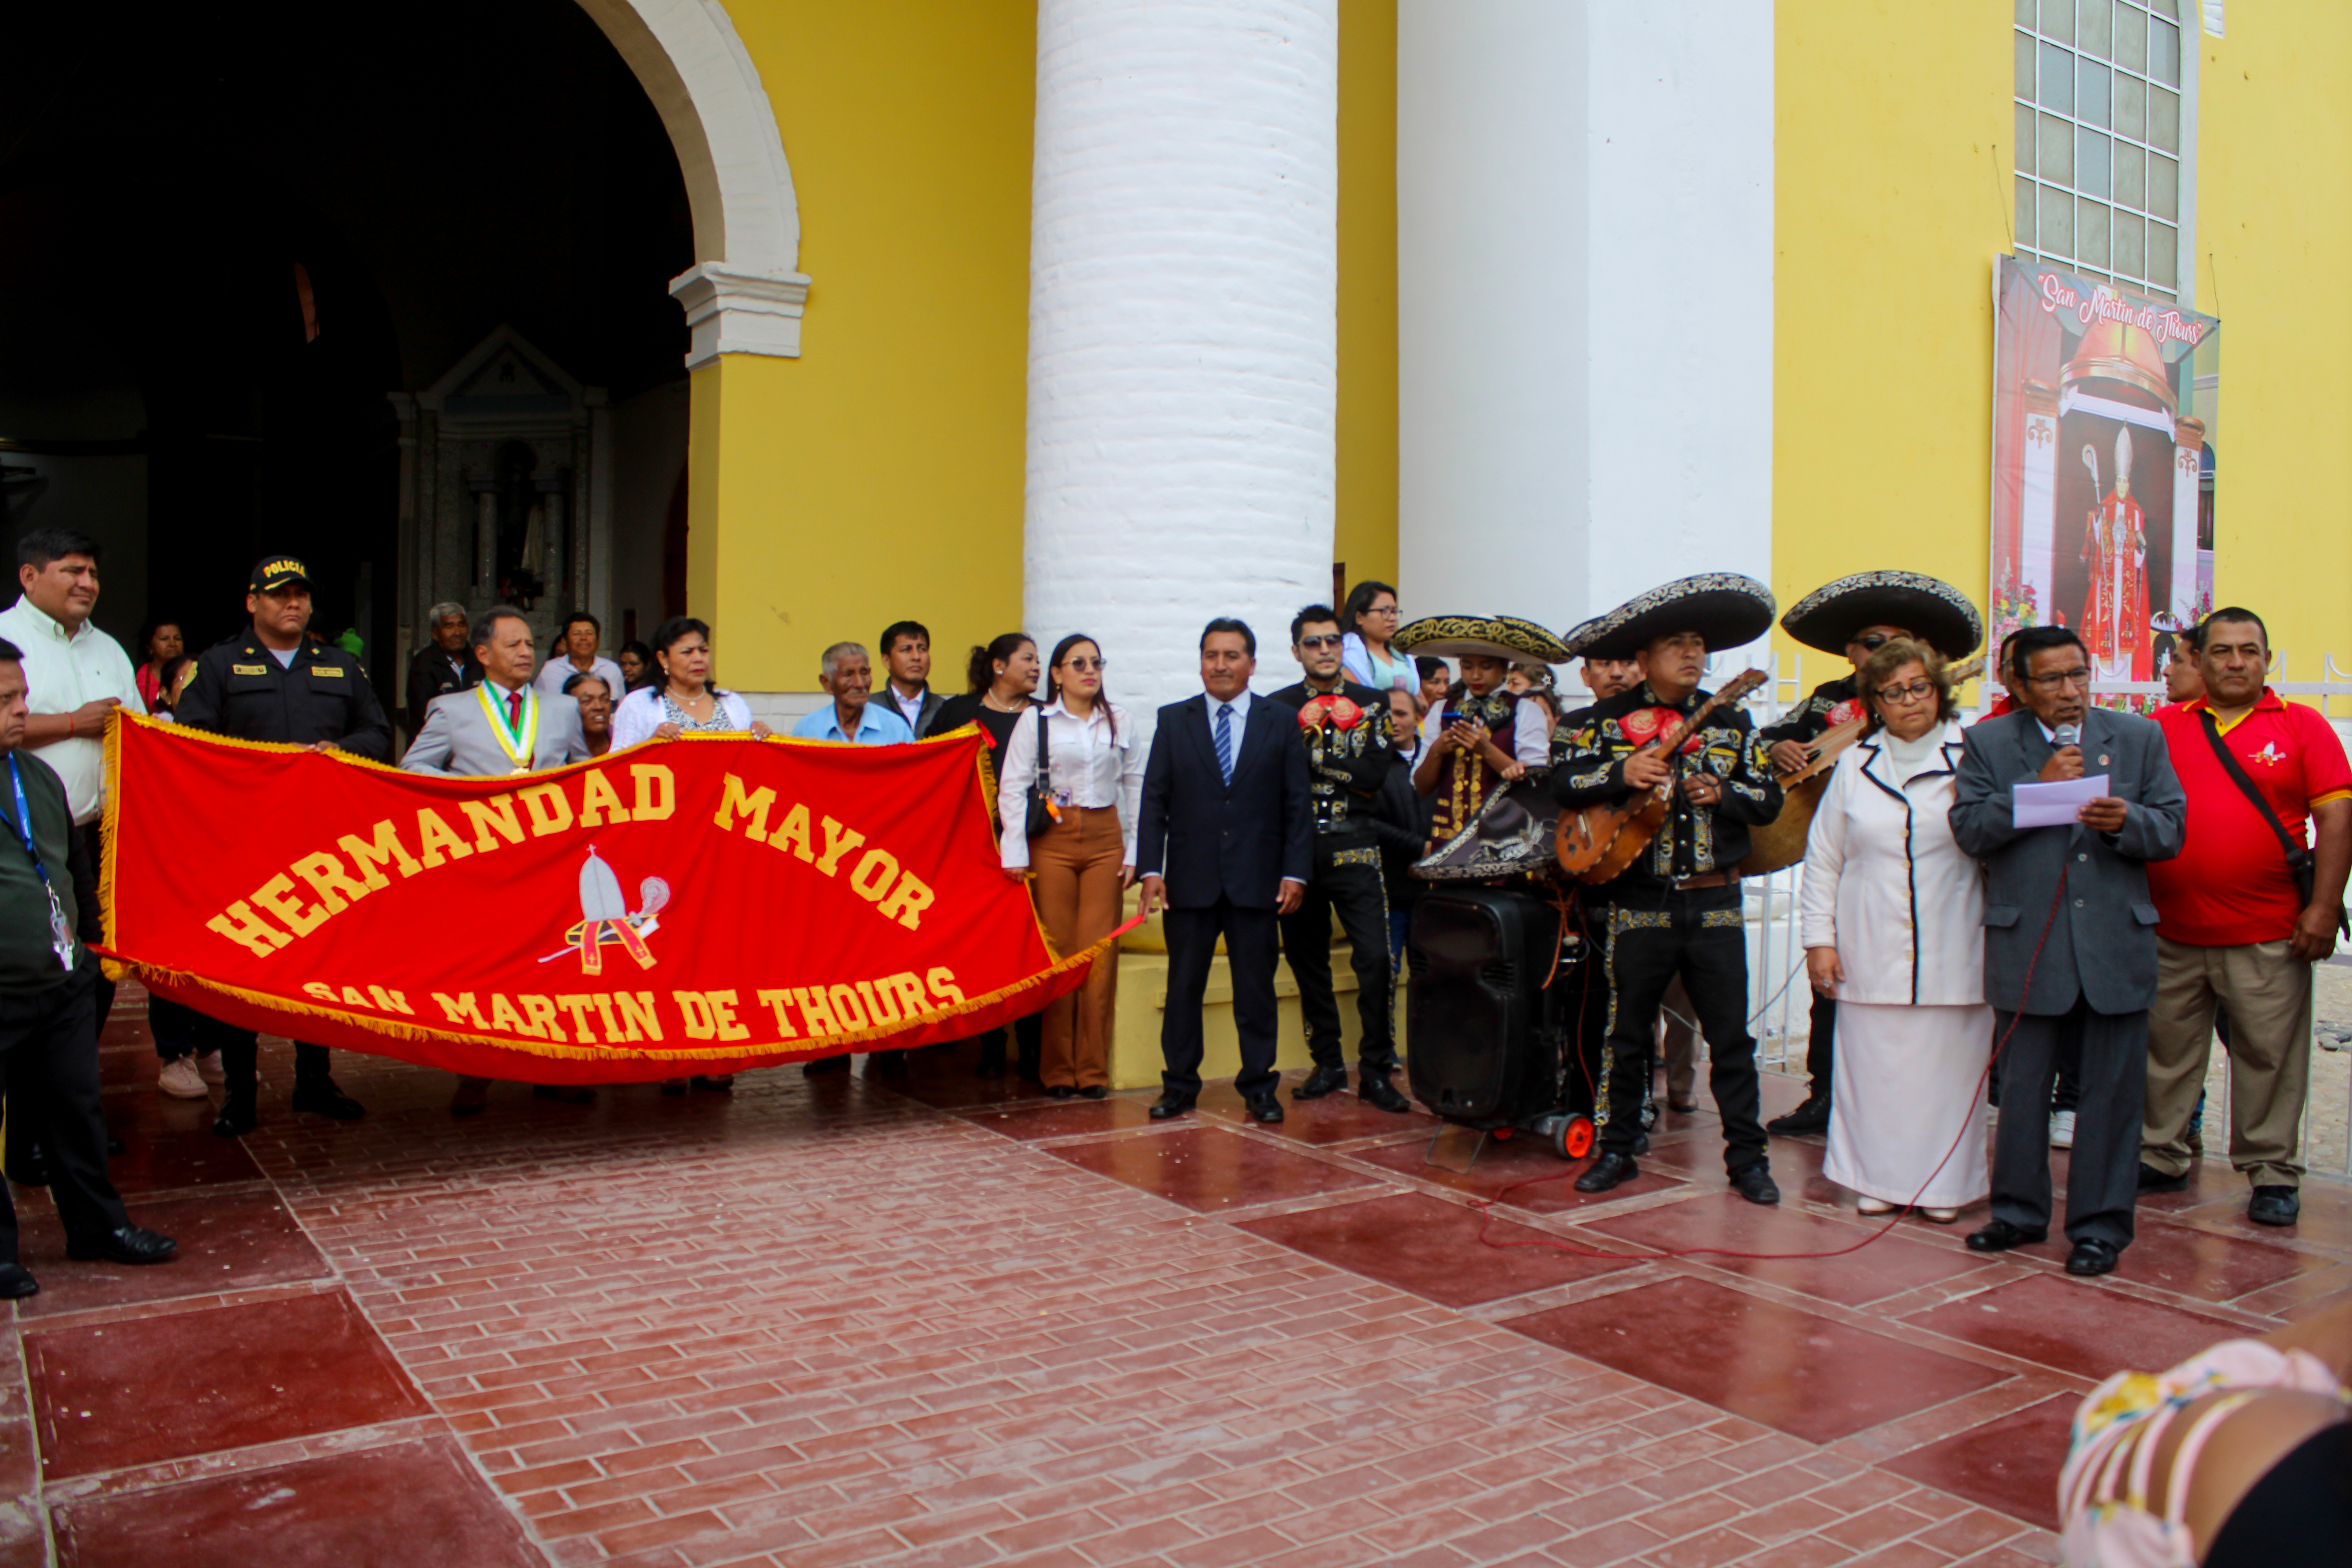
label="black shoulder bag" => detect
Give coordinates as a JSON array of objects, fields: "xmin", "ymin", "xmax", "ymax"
[
  {"xmin": 2197, "ymin": 711, "xmax": 2344, "ymax": 933},
  {"xmin": 1023, "ymin": 708, "xmax": 1059, "ymax": 839}
]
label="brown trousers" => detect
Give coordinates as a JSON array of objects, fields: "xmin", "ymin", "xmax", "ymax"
[
  {"xmin": 2144, "ymin": 935, "xmax": 2313, "ymax": 1188},
  {"xmin": 1029, "ymin": 806, "xmax": 1125, "ymax": 1090}
]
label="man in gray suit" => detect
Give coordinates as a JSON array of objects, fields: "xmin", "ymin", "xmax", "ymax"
[
  {"xmin": 405, "ymin": 608, "xmax": 590, "ymax": 775},
  {"xmin": 403, "ymin": 607, "xmax": 593, "ymax": 1114},
  {"xmin": 1951, "ymin": 624, "xmax": 2186, "ymax": 1276}
]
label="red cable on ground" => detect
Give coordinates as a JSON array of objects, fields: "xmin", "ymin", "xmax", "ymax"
[{"xmin": 1465, "ymin": 870, "xmax": 2071, "ymax": 1264}]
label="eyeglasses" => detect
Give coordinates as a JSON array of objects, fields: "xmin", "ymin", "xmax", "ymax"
[
  {"xmin": 1061, "ymin": 656, "xmax": 1107, "ymax": 672},
  {"xmin": 1298, "ymin": 635, "xmax": 1343, "ymax": 650},
  {"xmin": 2027, "ymin": 667, "xmax": 2093, "ymax": 690},
  {"xmin": 1876, "ymin": 680, "xmax": 1936, "ymax": 705},
  {"xmin": 1364, "ymin": 604, "xmax": 1399, "ymax": 617}
]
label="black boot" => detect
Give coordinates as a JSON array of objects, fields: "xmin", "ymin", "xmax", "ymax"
[
  {"xmin": 1765, "ymin": 1093, "xmax": 1831, "ymax": 1137},
  {"xmin": 1292, "ymin": 1063, "xmax": 1349, "ymax": 1101},
  {"xmin": 292, "ymin": 1076, "xmax": 365, "ymax": 1121}
]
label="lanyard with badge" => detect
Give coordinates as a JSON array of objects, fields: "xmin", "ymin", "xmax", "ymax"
[{"xmin": 6, "ymin": 755, "xmax": 76, "ymax": 971}]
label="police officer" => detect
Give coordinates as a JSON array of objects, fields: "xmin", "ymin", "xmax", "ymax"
[{"xmin": 174, "ymin": 555, "xmax": 390, "ymax": 1136}]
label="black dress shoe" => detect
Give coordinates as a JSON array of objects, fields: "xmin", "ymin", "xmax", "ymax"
[
  {"xmin": 290, "ymin": 1077, "xmax": 365, "ymax": 1121},
  {"xmin": 1292, "ymin": 1063, "xmax": 1349, "ymax": 1101},
  {"xmin": 531, "ymin": 1084, "xmax": 595, "ymax": 1104},
  {"xmin": 691, "ymin": 1075, "xmax": 734, "ymax": 1093},
  {"xmin": 2249, "ymin": 1186, "xmax": 2301, "ymax": 1227},
  {"xmin": 1357, "ymin": 1072, "xmax": 1411, "ymax": 1113},
  {"xmin": 864, "ymin": 1051, "xmax": 910, "ymax": 1080},
  {"xmin": 66, "ymin": 1225, "xmax": 177, "ymax": 1265},
  {"xmin": 5, "ymin": 1153, "xmax": 49, "ymax": 1189},
  {"xmin": 2138, "ymin": 1162, "xmax": 2192, "ymax": 1193},
  {"xmin": 1965, "ymin": 1218, "xmax": 2048, "ymax": 1252},
  {"xmin": 1731, "ymin": 1164, "xmax": 1781, "ymax": 1206},
  {"xmin": 450, "ymin": 1080, "xmax": 490, "ymax": 1117},
  {"xmin": 212, "ymin": 1096, "xmax": 257, "ymax": 1139},
  {"xmin": 1147, "ymin": 1093, "xmax": 1195, "ymax": 1121},
  {"xmin": 0, "ymin": 1265, "xmax": 36, "ymax": 1299},
  {"xmin": 1574, "ymin": 1151, "xmax": 1640, "ymax": 1194},
  {"xmin": 659, "ymin": 1078, "xmax": 688, "ymax": 1097},
  {"xmin": 975, "ymin": 1053, "xmax": 1008, "ymax": 1079},
  {"xmin": 1077, "ymin": 1086, "xmax": 1108, "ymax": 1100},
  {"xmin": 1046, "ymin": 1085, "xmax": 1075, "ymax": 1100},
  {"xmin": 2065, "ymin": 1238, "xmax": 2122, "ymax": 1277},
  {"xmin": 1765, "ymin": 1093, "xmax": 1831, "ymax": 1137},
  {"xmin": 802, "ymin": 1056, "xmax": 850, "ymax": 1077},
  {"xmin": 1244, "ymin": 1095, "xmax": 1285, "ymax": 1124}
]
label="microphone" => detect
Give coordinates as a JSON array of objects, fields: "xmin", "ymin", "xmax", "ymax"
[{"xmin": 2055, "ymin": 722, "xmax": 2081, "ymax": 750}]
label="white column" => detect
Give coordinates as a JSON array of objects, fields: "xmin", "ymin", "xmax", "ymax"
[
  {"xmin": 1399, "ymin": 2, "xmax": 1775, "ymax": 641},
  {"xmin": 1023, "ymin": 0, "xmax": 1339, "ymax": 720}
]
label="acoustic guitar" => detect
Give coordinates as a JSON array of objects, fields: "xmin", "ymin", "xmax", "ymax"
[
  {"xmin": 1735, "ymin": 653, "xmax": 1986, "ymax": 876},
  {"xmin": 1555, "ymin": 669, "xmax": 1771, "ymax": 886}
]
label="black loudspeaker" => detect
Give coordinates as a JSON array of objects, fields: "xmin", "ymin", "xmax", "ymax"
[{"xmin": 1406, "ymin": 887, "xmax": 1561, "ymax": 1127}]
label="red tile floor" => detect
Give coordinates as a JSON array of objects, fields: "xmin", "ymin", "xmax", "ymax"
[{"xmin": 6, "ymin": 985, "xmax": 2347, "ymax": 1566}]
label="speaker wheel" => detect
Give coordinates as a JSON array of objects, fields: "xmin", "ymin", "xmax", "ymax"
[{"xmin": 1555, "ymin": 1114, "xmax": 1595, "ymax": 1161}]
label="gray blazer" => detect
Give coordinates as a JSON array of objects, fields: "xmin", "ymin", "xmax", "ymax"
[
  {"xmin": 1950, "ymin": 706, "xmax": 2186, "ymax": 1016},
  {"xmin": 403, "ymin": 684, "xmax": 592, "ymax": 776}
]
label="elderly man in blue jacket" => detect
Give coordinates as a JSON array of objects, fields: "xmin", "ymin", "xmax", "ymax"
[{"xmin": 1951, "ymin": 624, "xmax": 2186, "ymax": 1278}]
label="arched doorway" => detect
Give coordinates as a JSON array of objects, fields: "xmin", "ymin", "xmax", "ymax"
[{"xmin": 0, "ymin": 0, "xmax": 803, "ymax": 711}]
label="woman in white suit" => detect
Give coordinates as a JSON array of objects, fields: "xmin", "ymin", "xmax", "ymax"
[{"xmin": 1800, "ymin": 638, "xmax": 1990, "ymax": 1222}]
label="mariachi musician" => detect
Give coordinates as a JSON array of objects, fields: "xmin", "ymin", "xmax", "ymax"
[
  {"xmin": 1394, "ymin": 614, "xmax": 1566, "ymax": 845},
  {"xmin": 1553, "ymin": 650, "xmax": 1642, "ymax": 1137},
  {"xmin": 1753, "ymin": 572, "xmax": 1984, "ymax": 1138},
  {"xmin": 1552, "ymin": 574, "xmax": 1783, "ymax": 1205}
]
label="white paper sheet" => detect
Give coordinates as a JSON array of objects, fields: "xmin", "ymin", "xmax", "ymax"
[{"xmin": 2013, "ymin": 774, "xmax": 2109, "ymax": 828}]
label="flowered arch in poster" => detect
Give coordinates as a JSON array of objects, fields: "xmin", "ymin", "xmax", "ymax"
[{"xmin": 1990, "ymin": 256, "xmax": 2218, "ymax": 706}]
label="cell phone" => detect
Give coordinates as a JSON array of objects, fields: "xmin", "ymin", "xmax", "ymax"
[{"xmin": 1441, "ymin": 708, "xmax": 1463, "ymax": 728}]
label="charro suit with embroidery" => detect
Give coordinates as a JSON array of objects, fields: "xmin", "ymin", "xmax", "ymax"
[
  {"xmin": 1551, "ymin": 681, "xmax": 1782, "ymax": 1172},
  {"xmin": 1268, "ymin": 678, "xmax": 1400, "ymax": 1076}
]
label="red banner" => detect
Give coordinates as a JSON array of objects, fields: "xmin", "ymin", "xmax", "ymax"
[{"xmin": 101, "ymin": 718, "xmax": 1117, "ymax": 1083}]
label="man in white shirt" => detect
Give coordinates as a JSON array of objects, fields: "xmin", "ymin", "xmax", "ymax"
[
  {"xmin": 0, "ymin": 528, "xmax": 145, "ymax": 1029},
  {"xmin": 876, "ymin": 621, "xmax": 944, "ymax": 738},
  {"xmin": 532, "ymin": 612, "xmax": 626, "ymax": 707}
]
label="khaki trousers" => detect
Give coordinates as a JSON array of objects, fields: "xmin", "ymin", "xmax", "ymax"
[
  {"xmin": 1029, "ymin": 806, "xmax": 1125, "ymax": 1091},
  {"xmin": 2144, "ymin": 935, "xmax": 2313, "ymax": 1188}
]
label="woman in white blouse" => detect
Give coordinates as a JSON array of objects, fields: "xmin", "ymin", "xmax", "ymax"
[
  {"xmin": 1800, "ymin": 639, "xmax": 1989, "ymax": 1223},
  {"xmin": 610, "ymin": 617, "xmax": 769, "ymax": 750},
  {"xmin": 997, "ymin": 633, "xmax": 1140, "ymax": 1098}
]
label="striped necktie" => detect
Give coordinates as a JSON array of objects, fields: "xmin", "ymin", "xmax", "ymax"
[{"xmin": 1214, "ymin": 702, "xmax": 1235, "ymax": 785}]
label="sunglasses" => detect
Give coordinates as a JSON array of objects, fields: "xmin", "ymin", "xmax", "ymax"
[
  {"xmin": 1298, "ymin": 635, "xmax": 1343, "ymax": 650},
  {"xmin": 1855, "ymin": 634, "xmax": 1893, "ymax": 652}
]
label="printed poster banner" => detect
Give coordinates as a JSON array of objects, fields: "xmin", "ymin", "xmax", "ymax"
[
  {"xmin": 1990, "ymin": 255, "xmax": 2220, "ymax": 699},
  {"xmin": 101, "ymin": 718, "xmax": 1118, "ymax": 1083}
]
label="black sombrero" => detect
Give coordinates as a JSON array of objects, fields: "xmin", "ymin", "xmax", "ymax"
[
  {"xmin": 1778, "ymin": 571, "xmax": 1982, "ymax": 659},
  {"xmin": 1560, "ymin": 573, "xmax": 1776, "ymax": 662},
  {"xmin": 1393, "ymin": 613, "xmax": 1573, "ymax": 665}
]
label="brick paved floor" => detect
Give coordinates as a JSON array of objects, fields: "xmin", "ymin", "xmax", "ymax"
[{"xmin": 7, "ymin": 985, "xmax": 2348, "ymax": 1566}]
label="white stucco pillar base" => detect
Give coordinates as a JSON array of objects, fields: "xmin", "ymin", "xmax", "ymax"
[{"xmin": 1023, "ymin": 0, "xmax": 1340, "ymax": 723}]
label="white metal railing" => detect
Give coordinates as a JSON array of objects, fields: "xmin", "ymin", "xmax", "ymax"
[{"xmin": 1730, "ymin": 649, "xmax": 2352, "ymax": 1180}]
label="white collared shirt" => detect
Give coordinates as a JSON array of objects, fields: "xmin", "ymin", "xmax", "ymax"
[
  {"xmin": 534, "ymin": 654, "xmax": 626, "ymax": 703},
  {"xmin": 0, "ymin": 595, "xmax": 145, "ymax": 823},
  {"xmin": 997, "ymin": 699, "xmax": 1143, "ymax": 869},
  {"xmin": 887, "ymin": 683, "xmax": 928, "ymax": 733}
]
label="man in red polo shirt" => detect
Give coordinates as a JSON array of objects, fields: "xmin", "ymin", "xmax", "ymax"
[{"xmin": 2143, "ymin": 607, "xmax": 2352, "ymax": 1228}]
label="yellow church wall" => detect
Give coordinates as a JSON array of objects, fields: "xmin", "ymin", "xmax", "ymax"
[
  {"xmin": 2195, "ymin": 8, "xmax": 2352, "ymax": 672},
  {"xmin": 1771, "ymin": 4, "xmax": 2016, "ymax": 671},
  {"xmin": 1337, "ymin": 0, "xmax": 1401, "ymax": 599},
  {"xmin": 686, "ymin": 1, "xmax": 1038, "ymax": 692}
]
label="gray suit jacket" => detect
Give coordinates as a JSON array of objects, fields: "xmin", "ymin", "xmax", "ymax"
[
  {"xmin": 1950, "ymin": 706, "xmax": 2187, "ymax": 1015},
  {"xmin": 879, "ymin": 683, "xmax": 944, "ymax": 740},
  {"xmin": 403, "ymin": 685, "xmax": 592, "ymax": 776}
]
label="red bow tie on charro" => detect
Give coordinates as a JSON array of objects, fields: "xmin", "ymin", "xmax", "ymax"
[{"xmin": 1298, "ymin": 695, "xmax": 1364, "ymax": 730}]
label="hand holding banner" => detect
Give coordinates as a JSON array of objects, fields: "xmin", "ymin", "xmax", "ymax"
[{"xmin": 102, "ymin": 719, "xmax": 1118, "ymax": 1083}]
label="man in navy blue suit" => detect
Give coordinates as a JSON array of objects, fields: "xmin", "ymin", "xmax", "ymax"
[{"xmin": 1137, "ymin": 619, "xmax": 1313, "ymax": 1123}]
